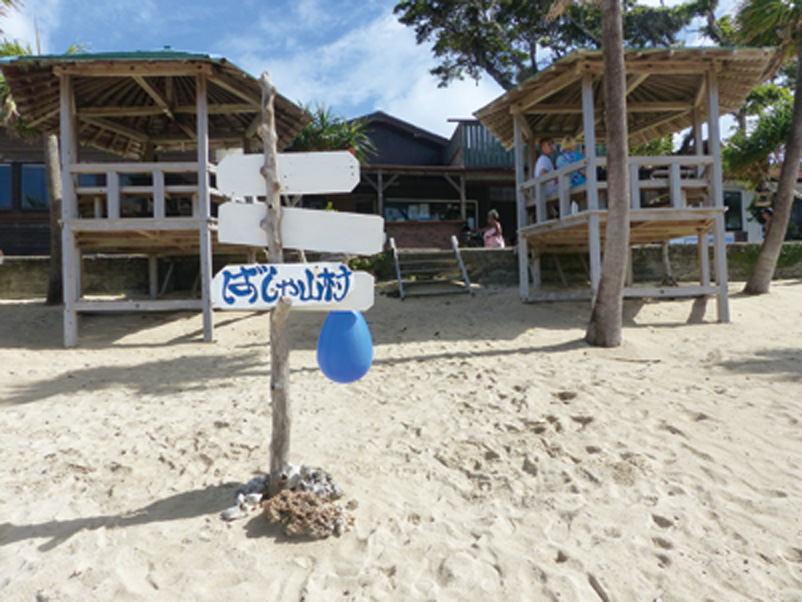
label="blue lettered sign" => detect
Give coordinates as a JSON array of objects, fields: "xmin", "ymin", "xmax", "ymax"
[{"xmin": 211, "ymin": 262, "xmax": 375, "ymax": 311}]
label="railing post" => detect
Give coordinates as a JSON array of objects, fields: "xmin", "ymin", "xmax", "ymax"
[
  {"xmin": 670, "ymin": 163, "xmax": 683, "ymax": 208},
  {"xmin": 629, "ymin": 162, "xmax": 641, "ymax": 209}
]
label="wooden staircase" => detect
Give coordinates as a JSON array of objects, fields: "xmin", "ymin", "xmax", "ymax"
[{"xmin": 390, "ymin": 236, "xmax": 473, "ymax": 299}]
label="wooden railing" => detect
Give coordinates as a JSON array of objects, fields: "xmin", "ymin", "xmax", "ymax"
[
  {"xmin": 68, "ymin": 161, "xmax": 217, "ymax": 221},
  {"xmin": 520, "ymin": 155, "xmax": 715, "ymax": 225}
]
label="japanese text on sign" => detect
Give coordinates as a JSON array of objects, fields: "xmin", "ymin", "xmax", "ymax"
[{"xmin": 211, "ymin": 262, "xmax": 371, "ymax": 311}]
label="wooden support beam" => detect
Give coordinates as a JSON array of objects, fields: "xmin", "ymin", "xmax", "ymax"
[
  {"xmin": 209, "ymin": 72, "xmax": 261, "ymax": 106},
  {"xmin": 625, "ymin": 73, "xmax": 649, "ymax": 95},
  {"xmin": 81, "ymin": 116, "xmax": 150, "ymax": 143},
  {"xmin": 510, "ymin": 67, "xmax": 580, "ymax": 113},
  {"xmin": 706, "ymin": 67, "xmax": 729, "ymax": 323},
  {"xmin": 28, "ymin": 107, "xmax": 60, "ymax": 128},
  {"xmin": 133, "ymin": 75, "xmax": 174, "ymax": 120},
  {"xmin": 53, "ymin": 62, "xmax": 212, "ymax": 77},
  {"xmin": 627, "ymin": 110, "xmax": 691, "ymax": 140}
]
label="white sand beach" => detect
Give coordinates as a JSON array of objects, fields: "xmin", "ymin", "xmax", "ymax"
[{"xmin": 1, "ymin": 281, "xmax": 801, "ymax": 601}]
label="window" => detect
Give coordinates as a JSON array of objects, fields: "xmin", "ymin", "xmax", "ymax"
[
  {"xmin": 724, "ymin": 190, "xmax": 743, "ymax": 231},
  {"xmin": 384, "ymin": 198, "xmax": 479, "ymax": 227},
  {"xmin": 21, "ymin": 165, "xmax": 49, "ymax": 210},
  {"xmin": 0, "ymin": 165, "xmax": 11, "ymax": 209},
  {"xmin": 0, "ymin": 163, "xmax": 49, "ymax": 211}
]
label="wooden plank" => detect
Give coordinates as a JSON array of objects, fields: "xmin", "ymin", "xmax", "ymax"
[
  {"xmin": 217, "ymin": 203, "xmax": 384, "ymax": 255},
  {"xmin": 630, "ymin": 163, "xmax": 641, "ymax": 209},
  {"xmin": 70, "ymin": 217, "xmax": 206, "ymax": 231},
  {"xmin": 217, "ymin": 151, "xmax": 360, "ymax": 197},
  {"xmin": 74, "ymin": 299, "xmax": 205, "ymax": 312},
  {"xmin": 623, "ymin": 285, "xmax": 718, "ymax": 298},
  {"xmin": 53, "ymin": 62, "xmax": 212, "ymax": 77},
  {"xmin": 670, "ymin": 163, "xmax": 683, "ymax": 208},
  {"xmin": 106, "ymin": 169, "xmax": 120, "ymax": 219},
  {"xmin": 80, "ymin": 106, "xmax": 165, "ymax": 117},
  {"xmin": 525, "ymin": 289, "xmax": 593, "ymax": 302},
  {"xmin": 153, "ymin": 169, "xmax": 165, "ymax": 219},
  {"xmin": 628, "ymin": 155, "xmax": 712, "ymax": 166},
  {"xmin": 70, "ymin": 161, "xmax": 199, "ymax": 173}
]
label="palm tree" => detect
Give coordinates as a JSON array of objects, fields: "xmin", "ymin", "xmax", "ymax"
[
  {"xmin": 550, "ymin": 0, "xmax": 630, "ymax": 346},
  {"xmin": 289, "ymin": 103, "xmax": 376, "ymax": 164},
  {"xmin": 737, "ymin": 0, "xmax": 802, "ymax": 294},
  {"xmin": 584, "ymin": 0, "xmax": 630, "ymax": 346}
]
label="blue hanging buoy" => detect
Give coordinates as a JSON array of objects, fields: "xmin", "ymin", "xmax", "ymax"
[{"xmin": 316, "ymin": 311, "xmax": 374, "ymax": 383}]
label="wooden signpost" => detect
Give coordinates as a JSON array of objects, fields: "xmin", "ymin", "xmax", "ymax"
[{"xmin": 217, "ymin": 73, "xmax": 383, "ymax": 498}]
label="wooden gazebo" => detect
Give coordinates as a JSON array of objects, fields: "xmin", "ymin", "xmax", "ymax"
[
  {"xmin": 0, "ymin": 50, "xmax": 310, "ymax": 346},
  {"xmin": 475, "ymin": 47, "xmax": 781, "ymax": 321}
]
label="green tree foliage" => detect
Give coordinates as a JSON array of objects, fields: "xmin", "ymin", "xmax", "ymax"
[
  {"xmin": 723, "ymin": 92, "xmax": 793, "ymax": 189},
  {"xmin": 0, "ymin": 40, "xmax": 36, "ymax": 135},
  {"xmin": 734, "ymin": 0, "xmax": 802, "ymax": 294},
  {"xmin": 289, "ymin": 103, "xmax": 377, "ymax": 164},
  {"xmin": 394, "ymin": 0, "xmax": 719, "ymax": 90}
]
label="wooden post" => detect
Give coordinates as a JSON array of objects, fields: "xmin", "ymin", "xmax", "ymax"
[
  {"xmin": 513, "ymin": 113, "xmax": 530, "ymax": 300},
  {"xmin": 706, "ymin": 67, "xmax": 730, "ymax": 323},
  {"xmin": 197, "ymin": 71, "xmax": 214, "ymax": 342},
  {"xmin": 60, "ymin": 72, "xmax": 79, "ymax": 348},
  {"xmin": 260, "ymin": 72, "xmax": 292, "ymax": 498}
]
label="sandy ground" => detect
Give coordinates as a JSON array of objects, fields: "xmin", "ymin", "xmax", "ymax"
[{"xmin": 1, "ymin": 281, "xmax": 801, "ymax": 601}]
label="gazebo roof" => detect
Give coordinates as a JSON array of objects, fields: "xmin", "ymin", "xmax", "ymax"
[
  {"xmin": 475, "ymin": 47, "xmax": 782, "ymax": 150},
  {"xmin": 0, "ymin": 50, "xmax": 311, "ymax": 159}
]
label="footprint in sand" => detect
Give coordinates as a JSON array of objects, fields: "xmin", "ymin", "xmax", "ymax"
[{"xmin": 651, "ymin": 514, "xmax": 674, "ymax": 529}]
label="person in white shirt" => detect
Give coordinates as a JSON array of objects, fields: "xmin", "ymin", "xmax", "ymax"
[{"xmin": 535, "ymin": 137, "xmax": 558, "ymax": 197}]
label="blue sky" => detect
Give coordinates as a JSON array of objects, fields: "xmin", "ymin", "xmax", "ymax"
[{"xmin": 3, "ymin": 0, "xmax": 738, "ymax": 138}]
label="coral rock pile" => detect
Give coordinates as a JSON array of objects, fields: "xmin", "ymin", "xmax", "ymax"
[{"xmin": 263, "ymin": 489, "xmax": 354, "ymax": 538}]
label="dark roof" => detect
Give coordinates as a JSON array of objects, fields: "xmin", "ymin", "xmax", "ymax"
[
  {"xmin": 0, "ymin": 50, "xmax": 311, "ymax": 159},
  {"xmin": 475, "ymin": 47, "xmax": 782, "ymax": 149},
  {"xmin": 361, "ymin": 111, "xmax": 449, "ymax": 147}
]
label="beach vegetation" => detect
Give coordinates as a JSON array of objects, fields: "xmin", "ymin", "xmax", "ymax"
[
  {"xmin": 289, "ymin": 103, "xmax": 377, "ymax": 164},
  {"xmin": 734, "ymin": 0, "xmax": 802, "ymax": 294}
]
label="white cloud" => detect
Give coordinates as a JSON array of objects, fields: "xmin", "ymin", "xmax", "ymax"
[
  {"xmin": 234, "ymin": 12, "xmax": 504, "ymax": 137},
  {"xmin": 2, "ymin": 3, "xmax": 42, "ymax": 51}
]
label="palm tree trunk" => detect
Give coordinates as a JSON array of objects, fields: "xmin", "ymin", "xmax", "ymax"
[
  {"xmin": 585, "ymin": 0, "xmax": 630, "ymax": 347},
  {"xmin": 45, "ymin": 133, "xmax": 63, "ymax": 305},
  {"xmin": 744, "ymin": 31, "xmax": 802, "ymax": 294}
]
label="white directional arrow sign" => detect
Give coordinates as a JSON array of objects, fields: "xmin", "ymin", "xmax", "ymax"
[
  {"xmin": 217, "ymin": 151, "xmax": 360, "ymax": 197},
  {"xmin": 212, "ymin": 262, "xmax": 374, "ymax": 311},
  {"xmin": 217, "ymin": 203, "xmax": 385, "ymax": 256}
]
